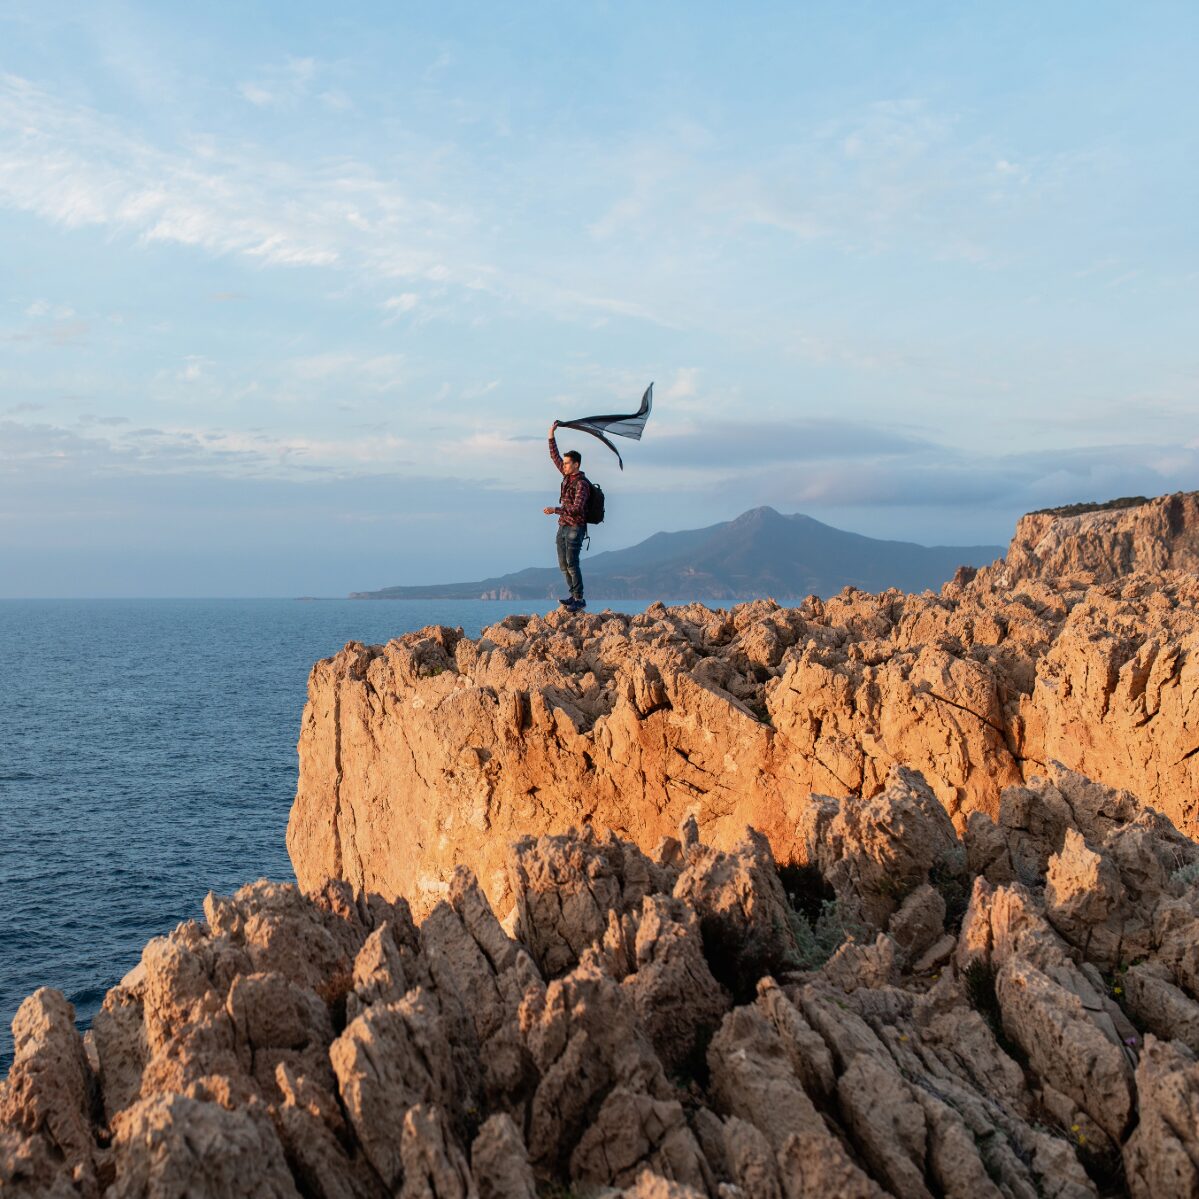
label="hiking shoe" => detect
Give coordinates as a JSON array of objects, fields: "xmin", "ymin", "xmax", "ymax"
[
  {"xmin": 559, "ymin": 596, "xmax": 575, "ymax": 607},
  {"xmin": 569, "ymin": 599, "xmax": 586, "ymax": 611}
]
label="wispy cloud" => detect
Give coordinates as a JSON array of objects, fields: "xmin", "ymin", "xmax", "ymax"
[
  {"xmin": 0, "ymin": 67, "xmax": 1114, "ymax": 354},
  {"xmin": 381, "ymin": 292, "xmax": 419, "ymax": 322},
  {"xmin": 0, "ymin": 414, "xmax": 419, "ymax": 480},
  {"xmin": 0, "ymin": 72, "xmax": 698, "ymax": 332},
  {"xmin": 2, "ymin": 318, "xmax": 91, "ymax": 347},
  {"xmin": 286, "ymin": 351, "xmax": 406, "ymax": 391},
  {"xmin": 78, "ymin": 414, "xmax": 130, "ymax": 427},
  {"xmin": 25, "ymin": 299, "xmax": 75, "ymax": 318},
  {"xmin": 177, "ymin": 356, "xmax": 207, "ymax": 383},
  {"xmin": 0, "ymin": 72, "xmax": 463, "ymax": 276},
  {"xmin": 752, "ymin": 442, "xmax": 1199, "ymax": 517},
  {"xmin": 237, "ymin": 56, "xmax": 318, "ymax": 109},
  {"xmin": 4, "ymin": 297, "xmax": 89, "ymax": 347},
  {"xmin": 642, "ymin": 418, "xmax": 933, "ymax": 468},
  {"xmin": 584, "ymin": 95, "xmax": 1095, "ymax": 282},
  {"xmin": 105, "ymin": 388, "xmax": 1175, "ymax": 525}
]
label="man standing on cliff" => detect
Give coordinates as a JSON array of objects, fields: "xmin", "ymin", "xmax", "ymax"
[{"xmin": 545, "ymin": 420, "xmax": 591, "ymax": 611}]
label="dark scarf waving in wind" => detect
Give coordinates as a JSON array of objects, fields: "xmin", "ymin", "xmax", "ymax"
[{"xmin": 555, "ymin": 382, "xmax": 653, "ymax": 470}]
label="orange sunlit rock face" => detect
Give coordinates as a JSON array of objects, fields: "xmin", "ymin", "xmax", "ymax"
[{"xmin": 289, "ymin": 492, "xmax": 1199, "ymax": 917}]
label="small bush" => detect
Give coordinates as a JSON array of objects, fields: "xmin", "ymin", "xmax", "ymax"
[
  {"xmin": 778, "ymin": 862, "xmax": 833, "ymax": 926},
  {"xmin": 1030, "ymin": 496, "xmax": 1148, "ymax": 517},
  {"xmin": 537, "ymin": 1185, "xmax": 578, "ymax": 1199},
  {"xmin": 778, "ymin": 863, "xmax": 869, "ymax": 969},
  {"xmin": 874, "ymin": 874, "xmax": 913, "ymax": 903},
  {"xmin": 1172, "ymin": 862, "xmax": 1199, "ymax": 888},
  {"xmin": 788, "ymin": 899, "xmax": 868, "ymax": 970}
]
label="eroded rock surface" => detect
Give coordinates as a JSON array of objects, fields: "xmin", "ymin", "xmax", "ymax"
[
  {"xmin": 10, "ymin": 764, "xmax": 1199, "ymax": 1196},
  {"xmin": 289, "ymin": 514, "xmax": 1199, "ymax": 912}
]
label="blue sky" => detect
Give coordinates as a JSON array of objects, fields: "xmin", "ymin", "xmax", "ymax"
[{"xmin": 2, "ymin": 2, "xmax": 1197, "ymax": 596}]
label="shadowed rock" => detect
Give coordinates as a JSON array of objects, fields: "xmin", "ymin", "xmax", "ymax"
[
  {"xmin": 1123, "ymin": 1036, "xmax": 1199, "ymax": 1199},
  {"xmin": 10, "ymin": 764, "xmax": 1199, "ymax": 1195},
  {"xmin": 108, "ymin": 1093, "xmax": 299, "ymax": 1199}
]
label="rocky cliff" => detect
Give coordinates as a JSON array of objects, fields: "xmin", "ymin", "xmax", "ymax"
[
  {"xmin": 288, "ymin": 566, "xmax": 1199, "ymax": 917},
  {"xmin": 10, "ymin": 765, "xmax": 1199, "ymax": 1197},
  {"xmin": 10, "ymin": 490, "xmax": 1199, "ymax": 1197},
  {"xmin": 985, "ymin": 492, "xmax": 1199, "ymax": 586}
]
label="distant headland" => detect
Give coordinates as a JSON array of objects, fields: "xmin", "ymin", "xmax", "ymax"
[{"xmin": 350, "ymin": 506, "xmax": 1005, "ymax": 601}]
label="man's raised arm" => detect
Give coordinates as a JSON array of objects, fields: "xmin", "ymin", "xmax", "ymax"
[{"xmin": 548, "ymin": 420, "xmax": 564, "ymax": 474}]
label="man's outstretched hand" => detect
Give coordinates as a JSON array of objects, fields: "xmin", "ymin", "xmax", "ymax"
[
  {"xmin": 543, "ymin": 507, "xmax": 556, "ymax": 515},
  {"xmin": 548, "ymin": 421, "xmax": 559, "ymax": 437}
]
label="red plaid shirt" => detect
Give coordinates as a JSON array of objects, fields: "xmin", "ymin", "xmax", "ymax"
[{"xmin": 549, "ymin": 436, "xmax": 591, "ymax": 527}]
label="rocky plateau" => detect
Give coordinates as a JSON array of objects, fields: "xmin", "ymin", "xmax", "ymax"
[
  {"xmin": 288, "ymin": 491, "xmax": 1199, "ymax": 916},
  {"xmin": 6, "ymin": 489, "xmax": 1199, "ymax": 1198}
]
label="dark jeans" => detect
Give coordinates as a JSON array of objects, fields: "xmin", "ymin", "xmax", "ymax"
[{"xmin": 555, "ymin": 525, "xmax": 585, "ymax": 601}]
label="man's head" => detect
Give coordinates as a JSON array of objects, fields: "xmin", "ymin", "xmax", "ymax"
[{"xmin": 563, "ymin": 450, "xmax": 582, "ymax": 475}]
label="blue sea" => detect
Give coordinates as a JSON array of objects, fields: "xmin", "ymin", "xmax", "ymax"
[{"xmin": 0, "ymin": 598, "xmax": 652, "ymax": 1073}]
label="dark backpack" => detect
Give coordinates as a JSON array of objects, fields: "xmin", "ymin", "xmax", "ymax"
[{"xmin": 583, "ymin": 479, "xmax": 605, "ymax": 525}]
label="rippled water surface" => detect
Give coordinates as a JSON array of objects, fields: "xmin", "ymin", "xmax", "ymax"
[{"xmin": 0, "ymin": 597, "xmax": 629, "ymax": 1072}]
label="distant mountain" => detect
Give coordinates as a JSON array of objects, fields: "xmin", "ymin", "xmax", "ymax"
[{"xmin": 351, "ymin": 507, "xmax": 1004, "ymax": 601}]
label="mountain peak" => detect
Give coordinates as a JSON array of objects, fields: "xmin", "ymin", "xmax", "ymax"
[{"xmin": 728, "ymin": 505, "xmax": 786, "ymax": 529}]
